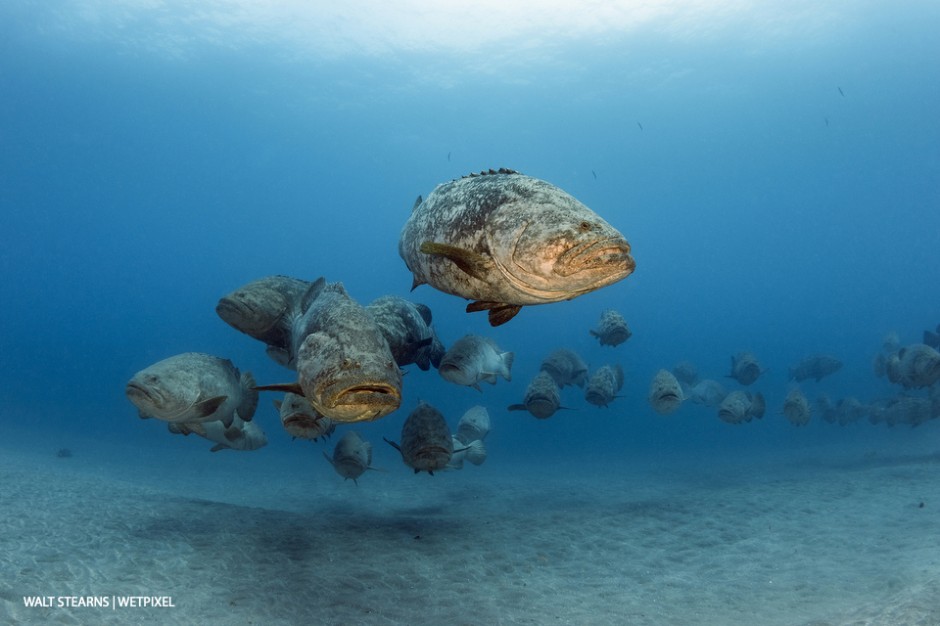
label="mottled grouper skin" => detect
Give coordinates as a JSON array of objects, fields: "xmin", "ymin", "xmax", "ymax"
[
  {"xmin": 511, "ymin": 371, "xmax": 562, "ymax": 419},
  {"xmin": 216, "ymin": 275, "xmax": 311, "ymax": 349},
  {"xmin": 399, "ymin": 171, "xmax": 635, "ymax": 308},
  {"xmin": 729, "ymin": 351, "xmax": 763, "ymax": 386},
  {"xmin": 438, "ymin": 334, "xmax": 512, "ymax": 389},
  {"xmin": 788, "ymin": 354, "xmax": 843, "ymax": 383},
  {"xmin": 783, "ymin": 387, "xmax": 811, "ymax": 426},
  {"xmin": 718, "ymin": 391, "xmax": 752, "ymax": 424},
  {"xmin": 648, "ymin": 368, "xmax": 684, "ymax": 415},
  {"xmin": 585, "ymin": 364, "xmax": 624, "ymax": 408},
  {"xmin": 291, "ymin": 279, "xmax": 402, "ymax": 423},
  {"xmin": 275, "ymin": 392, "xmax": 335, "ymax": 441},
  {"xmin": 126, "ymin": 352, "xmax": 258, "ymax": 427},
  {"xmin": 390, "ymin": 402, "xmax": 453, "ymax": 474},
  {"xmin": 688, "ymin": 379, "xmax": 728, "ymax": 407},
  {"xmin": 540, "ymin": 348, "xmax": 589, "ymax": 388},
  {"xmin": 896, "ymin": 344, "xmax": 940, "ymax": 389},
  {"xmin": 455, "ymin": 405, "xmax": 491, "ymax": 444},
  {"xmin": 366, "ymin": 295, "xmax": 438, "ymax": 370},
  {"xmin": 169, "ymin": 414, "xmax": 267, "ymax": 452},
  {"xmin": 590, "ymin": 309, "xmax": 632, "ymax": 347},
  {"xmin": 324, "ymin": 431, "xmax": 373, "ymax": 482},
  {"xmin": 718, "ymin": 391, "xmax": 764, "ymax": 424}
]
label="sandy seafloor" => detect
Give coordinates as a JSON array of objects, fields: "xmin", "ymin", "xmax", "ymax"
[{"xmin": 2, "ymin": 424, "xmax": 939, "ymax": 626}]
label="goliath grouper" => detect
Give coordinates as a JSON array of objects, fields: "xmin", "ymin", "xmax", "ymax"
[{"xmin": 399, "ymin": 169, "xmax": 635, "ymax": 326}]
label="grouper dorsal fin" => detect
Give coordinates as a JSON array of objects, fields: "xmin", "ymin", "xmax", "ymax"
[
  {"xmin": 412, "ymin": 195, "xmax": 423, "ymax": 211},
  {"xmin": 419, "ymin": 242, "xmax": 493, "ymax": 281},
  {"xmin": 300, "ymin": 277, "xmax": 327, "ymax": 313}
]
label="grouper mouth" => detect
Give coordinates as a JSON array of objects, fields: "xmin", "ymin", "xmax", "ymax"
[
  {"xmin": 527, "ymin": 398, "xmax": 558, "ymax": 418},
  {"xmin": 125, "ymin": 381, "xmax": 162, "ymax": 406},
  {"xmin": 333, "ymin": 384, "xmax": 401, "ymax": 411},
  {"xmin": 125, "ymin": 382, "xmax": 189, "ymax": 420},
  {"xmin": 555, "ymin": 237, "xmax": 635, "ymax": 278}
]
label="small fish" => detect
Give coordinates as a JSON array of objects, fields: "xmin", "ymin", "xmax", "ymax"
[
  {"xmin": 648, "ymin": 369, "xmax": 685, "ymax": 415},
  {"xmin": 637, "ymin": 122, "xmax": 643, "ymax": 130},
  {"xmin": 447, "ymin": 151, "xmax": 451, "ymax": 162},
  {"xmin": 508, "ymin": 371, "xmax": 567, "ymax": 419},
  {"xmin": 384, "ymin": 401, "xmax": 455, "ymax": 475},
  {"xmin": 592, "ymin": 169, "xmax": 597, "ymax": 179},
  {"xmin": 835, "ymin": 397, "xmax": 865, "ymax": 426},
  {"xmin": 838, "ymin": 86, "xmax": 844, "ymax": 97},
  {"xmin": 671, "ymin": 361, "xmax": 699, "ymax": 387},
  {"xmin": 782, "ymin": 387, "xmax": 811, "ymax": 427},
  {"xmin": 274, "ymin": 393, "xmax": 335, "ymax": 442},
  {"xmin": 455, "ymin": 405, "xmax": 491, "ymax": 444},
  {"xmin": 438, "ymin": 335, "xmax": 513, "ymax": 390},
  {"xmin": 589, "ymin": 309, "xmax": 632, "ymax": 347},
  {"xmin": 446, "ymin": 436, "xmax": 487, "ymax": 469},
  {"xmin": 880, "ymin": 395, "xmax": 932, "ymax": 427},
  {"xmin": 585, "ymin": 364, "xmax": 624, "ymax": 408},
  {"xmin": 727, "ymin": 351, "xmax": 764, "ymax": 386},
  {"xmin": 688, "ymin": 379, "xmax": 727, "ymax": 407},
  {"xmin": 895, "ymin": 343, "xmax": 940, "ymax": 389},
  {"xmin": 170, "ymin": 415, "xmax": 267, "ymax": 452},
  {"xmin": 717, "ymin": 390, "xmax": 764, "ymax": 424},
  {"xmin": 540, "ymin": 348, "xmax": 589, "ymax": 388},
  {"xmin": 789, "ymin": 354, "xmax": 842, "ymax": 383},
  {"xmin": 324, "ymin": 431, "xmax": 376, "ymax": 485}
]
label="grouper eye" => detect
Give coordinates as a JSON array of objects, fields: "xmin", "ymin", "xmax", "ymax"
[{"xmin": 578, "ymin": 221, "xmax": 592, "ymax": 232}]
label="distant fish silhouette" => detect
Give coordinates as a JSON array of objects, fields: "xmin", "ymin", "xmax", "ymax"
[
  {"xmin": 592, "ymin": 170, "xmax": 597, "ymax": 179},
  {"xmin": 447, "ymin": 151, "xmax": 451, "ymax": 162},
  {"xmin": 637, "ymin": 122, "xmax": 643, "ymax": 130},
  {"xmin": 837, "ymin": 86, "xmax": 844, "ymax": 97},
  {"xmin": 824, "ymin": 116, "xmax": 829, "ymax": 126}
]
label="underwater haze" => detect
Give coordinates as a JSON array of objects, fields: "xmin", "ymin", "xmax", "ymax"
[{"xmin": 2, "ymin": 1, "xmax": 940, "ymax": 624}]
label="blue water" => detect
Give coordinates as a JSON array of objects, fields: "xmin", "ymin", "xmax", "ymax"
[{"xmin": 2, "ymin": 0, "xmax": 940, "ymax": 584}]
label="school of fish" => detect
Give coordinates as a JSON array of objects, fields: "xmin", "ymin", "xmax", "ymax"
[{"xmin": 125, "ymin": 169, "xmax": 940, "ymax": 487}]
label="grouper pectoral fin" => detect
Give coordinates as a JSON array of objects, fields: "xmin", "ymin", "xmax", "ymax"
[
  {"xmin": 419, "ymin": 242, "xmax": 494, "ymax": 281},
  {"xmin": 383, "ymin": 437, "xmax": 403, "ymax": 456},
  {"xmin": 223, "ymin": 426, "xmax": 244, "ymax": 443},
  {"xmin": 507, "ymin": 404, "xmax": 528, "ymax": 412},
  {"xmin": 194, "ymin": 395, "xmax": 228, "ymax": 418},
  {"xmin": 465, "ymin": 300, "xmax": 522, "ymax": 326},
  {"xmin": 209, "ymin": 443, "xmax": 228, "ymax": 452}
]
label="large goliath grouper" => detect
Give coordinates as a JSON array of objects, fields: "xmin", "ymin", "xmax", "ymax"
[
  {"xmin": 399, "ymin": 169, "xmax": 635, "ymax": 326},
  {"xmin": 255, "ymin": 278, "xmax": 402, "ymax": 423}
]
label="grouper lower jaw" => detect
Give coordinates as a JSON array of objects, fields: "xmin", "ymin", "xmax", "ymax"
[{"xmin": 325, "ymin": 385, "xmax": 402, "ymax": 422}]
